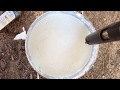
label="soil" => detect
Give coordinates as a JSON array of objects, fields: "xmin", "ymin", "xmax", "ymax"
[{"xmin": 0, "ymin": 11, "xmax": 120, "ymax": 79}]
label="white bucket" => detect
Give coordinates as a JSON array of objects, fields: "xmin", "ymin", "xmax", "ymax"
[{"xmin": 25, "ymin": 11, "xmax": 99, "ymax": 79}]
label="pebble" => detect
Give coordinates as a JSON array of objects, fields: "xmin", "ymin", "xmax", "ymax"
[
  {"xmin": 103, "ymin": 18, "xmax": 107, "ymax": 21},
  {"xmin": 102, "ymin": 76, "xmax": 106, "ymax": 79},
  {"xmin": 2, "ymin": 53, "xmax": 4, "ymax": 55},
  {"xmin": 11, "ymin": 56, "xmax": 14, "ymax": 61}
]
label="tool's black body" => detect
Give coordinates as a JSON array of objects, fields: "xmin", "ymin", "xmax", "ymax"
[{"xmin": 85, "ymin": 21, "xmax": 120, "ymax": 45}]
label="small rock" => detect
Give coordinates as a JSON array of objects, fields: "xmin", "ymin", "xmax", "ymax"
[
  {"xmin": 11, "ymin": 56, "xmax": 14, "ymax": 61},
  {"xmin": 103, "ymin": 18, "xmax": 107, "ymax": 21},
  {"xmin": 2, "ymin": 53, "xmax": 4, "ymax": 55},
  {"xmin": 109, "ymin": 69, "xmax": 112, "ymax": 71},
  {"xmin": 37, "ymin": 73, "xmax": 40, "ymax": 79},
  {"xmin": 102, "ymin": 76, "xmax": 106, "ymax": 79},
  {"xmin": 30, "ymin": 74, "xmax": 33, "ymax": 79}
]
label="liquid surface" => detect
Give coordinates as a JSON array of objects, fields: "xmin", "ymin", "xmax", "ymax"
[{"xmin": 27, "ymin": 13, "xmax": 92, "ymax": 78}]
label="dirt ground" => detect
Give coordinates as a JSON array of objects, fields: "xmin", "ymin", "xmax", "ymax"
[{"xmin": 0, "ymin": 11, "xmax": 120, "ymax": 79}]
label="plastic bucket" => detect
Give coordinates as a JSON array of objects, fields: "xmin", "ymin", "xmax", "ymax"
[{"xmin": 25, "ymin": 11, "xmax": 99, "ymax": 79}]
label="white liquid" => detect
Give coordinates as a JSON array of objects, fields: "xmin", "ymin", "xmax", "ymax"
[{"xmin": 27, "ymin": 13, "xmax": 92, "ymax": 78}]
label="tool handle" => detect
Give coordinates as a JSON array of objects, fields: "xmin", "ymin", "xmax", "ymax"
[{"xmin": 85, "ymin": 21, "xmax": 120, "ymax": 45}]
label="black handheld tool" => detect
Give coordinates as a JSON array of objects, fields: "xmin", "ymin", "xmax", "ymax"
[{"xmin": 85, "ymin": 21, "xmax": 120, "ymax": 45}]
